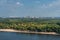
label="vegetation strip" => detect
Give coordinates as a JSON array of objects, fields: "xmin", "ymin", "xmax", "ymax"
[{"xmin": 0, "ymin": 17, "xmax": 60, "ymax": 34}]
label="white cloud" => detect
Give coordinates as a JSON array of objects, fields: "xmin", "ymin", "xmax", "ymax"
[
  {"xmin": 38, "ymin": 0, "xmax": 60, "ymax": 8},
  {"xmin": 35, "ymin": 1, "xmax": 40, "ymax": 3},
  {"xmin": 16, "ymin": 2, "xmax": 20, "ymax": 5},
  {"xmin": 16, "ymin": 2, "xmax": 23, "ymax": 7},
  {"xmin": 48, "ymin": 0, "xmax": 60, "ymax": 7},
  {"xmin": 0, "ymin": 0, "xmax": 7, "ymax": 5},
  {"xmin": 41, "ymin": 4, "xmax": 48, "ymax": 8},
  {"xmin": 30, "ymin": 0, "xmax": 60, "ymax": 17},
  {"xmin": 48, "ymin": 4, "xmax": 53, "ymax": 7},
  {"xmin": 0, "ymin": 0, "xmax": 24, "ymax": 6}
]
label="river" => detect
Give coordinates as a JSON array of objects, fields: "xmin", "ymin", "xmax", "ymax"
[{"xmin": 0, "ymin": 32, "xmax": 60, "ymax": 40}]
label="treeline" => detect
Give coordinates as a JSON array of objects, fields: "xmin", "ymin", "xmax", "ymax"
[{"xmin": 0, "ymin": 17, "xmax": 60, "ymax": 33}]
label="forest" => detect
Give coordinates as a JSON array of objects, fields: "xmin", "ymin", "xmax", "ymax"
[{"xmin": 0, "ymin": 17, "xmax": 60, "ymax": 33}]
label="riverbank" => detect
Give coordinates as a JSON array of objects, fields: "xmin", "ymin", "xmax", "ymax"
[{"xmin": 0, "ymin": 29, "xmax": 59, "ymax": 35}]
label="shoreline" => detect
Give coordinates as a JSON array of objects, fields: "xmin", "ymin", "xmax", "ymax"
[{"xmin": 0, "ymin": 29, "xmax": 59, "ymax": 35}]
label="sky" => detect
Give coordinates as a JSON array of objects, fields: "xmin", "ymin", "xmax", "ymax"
[{"xmin": 0, "ymin": 0, "xmax": 60, "ymax": 17}]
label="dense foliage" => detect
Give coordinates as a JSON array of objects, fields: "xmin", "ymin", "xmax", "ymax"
[{"xmin": 0, "ymin": 17, "xmax": 60, "ymax": 33}]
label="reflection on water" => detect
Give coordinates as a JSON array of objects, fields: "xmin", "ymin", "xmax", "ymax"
[{"xmin": 0, "ymin": 32, "xmax": 60, "ymax": 40}]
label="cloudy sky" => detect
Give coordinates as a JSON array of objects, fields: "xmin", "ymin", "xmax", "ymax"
[{"xmin": 0, "ymin": 0, "xmax": 60, "ymax": 17}]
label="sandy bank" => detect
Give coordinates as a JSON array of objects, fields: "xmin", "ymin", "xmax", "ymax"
[{"xmin": 0, "ymin": 29, "xmax": 59, "ymax": 35}]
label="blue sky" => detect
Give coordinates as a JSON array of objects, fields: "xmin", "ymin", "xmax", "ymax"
[{"xmin": 0, "ymin": 0, "xmax": 60, "ymax": 17}]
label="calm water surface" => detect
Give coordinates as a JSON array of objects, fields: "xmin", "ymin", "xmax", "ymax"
[{"xmin": 0, "ymin": 32, "xmax": 60, "ymax": 40}]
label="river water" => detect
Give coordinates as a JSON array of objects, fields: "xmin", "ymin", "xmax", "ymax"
[{"xmin": 0, "ymin": 32, "xmax": 60, "ymax": 40}]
